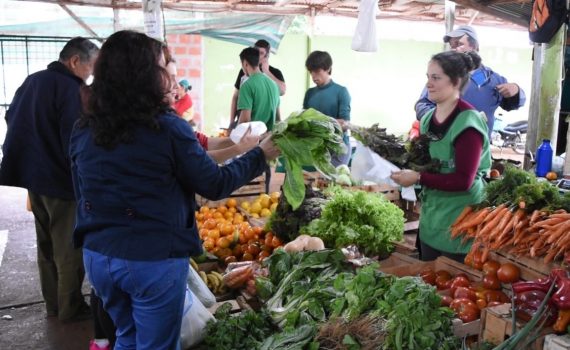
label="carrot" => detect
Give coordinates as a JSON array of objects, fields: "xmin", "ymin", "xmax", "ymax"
[
  {"xmin": 481, "ymin": 245, "xmax": 490, "ymax": 263},
  {"xmin": 452, "ymin": 206, "xmax": 474, "ymax": 228},
  {"xmin": 459, "ymin": 207, "xmax": 491, "ymax": 228},
  {"xmin": 546, "ymin": 221, "xmax": 570, "ymax": 244},
  {"xmin": 533, "ymin": 217, "xmax": 566, "ymax": 229},
  {"xmin": 482, "ymin": 204, "xmax": 507, "ymax": 225},
  {"xmin": 478, "ymin": 206, "xmax": 509, "ymax": 238},
  {"xmin": 529, "ymin": 210, "xmax": 542, "ymax": 225},
  {"xmin": 544, "ymin": 248, "xmax": 559, "ymax": 264},
  {"xmin": 488, "ymin": 210, "xmax": 514, "ymax": 243}
]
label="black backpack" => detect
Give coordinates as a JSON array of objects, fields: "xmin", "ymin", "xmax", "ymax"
[{"xmin": 529, "ymin": 0, "xmax": 568, "ymax": 43}]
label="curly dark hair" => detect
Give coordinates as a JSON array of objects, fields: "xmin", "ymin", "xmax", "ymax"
[
  {"xmin": 79, "ymin": 30, "xmax": 170, "ymax": 149},
  {"xmin": 430, "ymin": 50, "xmax": 481, "ymax": 91}
]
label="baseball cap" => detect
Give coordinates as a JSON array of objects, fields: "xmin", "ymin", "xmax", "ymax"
[
  {"xmin": 179, "ymin": 79, "xmax": 192, "ymax": 91},
  {"xmin": 443, "ymin": 25, "xmax": 479, "ymax": 43}
]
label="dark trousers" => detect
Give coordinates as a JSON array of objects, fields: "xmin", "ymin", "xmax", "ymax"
[
  {"xmin": 418, "ymin": 235, "xmax": 466, "ymax": 263},
  {"xmin": 28, "ymin": 192, "xmax": 86, "ymax": 320},
  {"xmin": 91, "ymin": 289, "xmax": 116, "ymax": 344}
]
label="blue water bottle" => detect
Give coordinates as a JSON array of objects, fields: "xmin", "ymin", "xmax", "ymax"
[{"xmin": 535, "ymin": 139, "xmax": 553, "ymax": 177}]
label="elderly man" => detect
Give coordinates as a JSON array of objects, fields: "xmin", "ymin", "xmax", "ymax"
[
  {"xmin": 414, "ymin": 25, "xmax": 526, "ymax": 137},
  {"xmin": 1, "ymin": 37, "xmax": 99, "ymax": 322}
]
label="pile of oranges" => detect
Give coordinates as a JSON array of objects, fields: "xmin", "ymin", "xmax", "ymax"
[
  {"xmin": 196, "ymin": 198, "xmax": 283, "ymax": 264},
  {"xmin": 240, "ymin": 192, "xmax": 281, "ymax": 218}
]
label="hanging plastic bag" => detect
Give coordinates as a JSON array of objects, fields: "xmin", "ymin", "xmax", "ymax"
[
  {"xmin": 351, "ymin": 141, "xmax": 417, "ymax": 201},
  {"xmin": 351, "ymin": 0, "xmax": 379, "ymax": 52},
  {"xmin": 179, "ymin": 288, "xmax": 215, "ymax": 349},
  {"xmin": 187, "ymin": 266, "xmax": 216, "ymax": 308}
]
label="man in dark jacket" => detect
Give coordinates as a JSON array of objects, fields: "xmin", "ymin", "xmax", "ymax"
[{"xmin": 0, "ymin": 37, "xmax": 99, "ymax": 322}]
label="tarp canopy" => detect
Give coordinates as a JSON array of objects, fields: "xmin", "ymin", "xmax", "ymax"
[{"xmin": 0, "ymin": 1, "xmax": 293, "ymax": 51}]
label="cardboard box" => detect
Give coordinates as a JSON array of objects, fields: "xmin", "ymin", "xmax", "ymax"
[{"xmin": 479, "ymin": 303, "xmax": 552, "ymax": 350}]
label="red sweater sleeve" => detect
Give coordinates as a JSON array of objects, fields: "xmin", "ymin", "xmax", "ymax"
[
  {"xmin": 195, "ymin": 132, "xmax": 209, "ymax": 150},
  {"xmin": 420, "ymin": 128, "xmax": 483, "ymax": 191}
]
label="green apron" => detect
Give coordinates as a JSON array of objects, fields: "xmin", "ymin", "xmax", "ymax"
[{"xmin": 419, "ymin": 109, "xmax": 491, "ymax": 254}]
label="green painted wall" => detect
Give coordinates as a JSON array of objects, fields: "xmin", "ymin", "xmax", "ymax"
[{"xmin": 202, "ymin": 34, "xmax": 532, "ymax": 136}]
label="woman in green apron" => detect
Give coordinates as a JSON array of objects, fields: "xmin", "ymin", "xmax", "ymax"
[{"xmin": 391, "ymin": 51, "xmax": 491, "ymax": 262}]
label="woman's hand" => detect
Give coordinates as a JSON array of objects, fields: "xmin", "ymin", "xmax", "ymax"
[
  {"xmin": 390, "ymin": 170, "xmax": 420, "ymax": 187},
  {"xmin": 259, "ymin": 133, "xmax": 280, "ymax": 161},
  {"xmin": 237, "ymin": 126, "xmax": 260, "ymax": 153}
]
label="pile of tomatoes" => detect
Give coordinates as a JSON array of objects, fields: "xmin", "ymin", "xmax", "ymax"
[
  {"xmin": 196, "ymin": 199, "xmax": 283, "ymax": 264},
  {"xmin": 419, "ymin": 262, "xmax": 519, "ymax": 323}
]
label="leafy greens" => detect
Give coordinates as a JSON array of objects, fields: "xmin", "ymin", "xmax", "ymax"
[{"xmin": 273, "ymin": 109, "xmax": 346, "ymax": 210}]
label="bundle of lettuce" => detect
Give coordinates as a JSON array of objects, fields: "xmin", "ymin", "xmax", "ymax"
[{"xmin": 273, "ymin": 108, "xmax": 346, "ymax": 210}]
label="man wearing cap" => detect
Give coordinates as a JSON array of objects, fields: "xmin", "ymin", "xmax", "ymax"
[
  {"xmin": 414, "ymin": 25, "xmax": 526, "ymax": 137},
  {"xmin": 174, "ymin": 79, "xmax": 194, "ymax": 123}
]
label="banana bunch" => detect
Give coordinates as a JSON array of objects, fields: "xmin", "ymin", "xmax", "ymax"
[{"xmin": 190, "ymin": 258, "xmax": 227, "ymax": 294}]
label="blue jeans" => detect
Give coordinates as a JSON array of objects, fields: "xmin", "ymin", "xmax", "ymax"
[{"xmin": 83, "ymin": 249, "xmax": 188, "ymax": 350}]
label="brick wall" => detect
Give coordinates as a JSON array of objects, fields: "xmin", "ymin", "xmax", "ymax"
[{"xmin": 166, "ymin": 34, "xmax": 203, "ymax": 130}]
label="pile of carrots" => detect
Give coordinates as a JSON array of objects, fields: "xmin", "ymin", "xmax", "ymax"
[{"xmin": 451, "ymin": 205, "xmax": 570, "ymax": 264}]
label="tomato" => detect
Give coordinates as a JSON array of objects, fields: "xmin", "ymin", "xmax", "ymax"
[
  {"xmin": 241, "ymin": 252, "xmax": 254, "ymax": 261},
  {"xmin": 224, "ymin": 255, "xmax": 237, "ymax": 264},
  {"xmin": 232, "ymin": 245, "xmax": 243, "ymax": 258},
  {"xmin": 450, "ymin": 276, "xmax": 471, "ymax": 296},
  {"xmin": 476, "ymin": 298, "xmax": 487, "ymax": 310},
  {"xmin": 483, "ymin": 290, "xmax": 509, "ymax": 304},
  {"xmin": 436, "ymin": 270, "xmax": 452, "ymax": 280},
  {"xmin": 482, "ymin": 272, "xmax": 501, "ymax": 290},
  {"xmin": 271, "ymin": 236, "xmax": 283, "ymax": 248},
  {"xmin": 247, "ymin": 243, "xmax": 261, "ymax": 256},
  {"xmin": 440, "ymin": 295, "xmax": 454, "ymax": 307},
  {"xmin": 436, "ymin": 275, "xmax": 452, "ymax": 290},
  {"xmin": 482, "ymin": 260, "xmax": 501, "ymax": 275},
  {"xmin": 497, "ymin": 263, "xmax": 521, "ymax": 283},
  {"xmin": 450, "ymin": 298, "xmax": 480, "ymax": 323},
  {"xmin": 487, "ymin": 301, "xmax": 504, "ymax": 308},
  {"xmin": 419, "ymin": 267, "xmax": 437, "ymax": 286},
  {"xmin": 453, "ymin": 286, "xmax": 477, "ymax": 302}
]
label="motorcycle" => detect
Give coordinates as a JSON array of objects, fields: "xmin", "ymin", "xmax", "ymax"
[{"xmin": 491, "ymin": 119, "xmax": 527, "ymax": 154}]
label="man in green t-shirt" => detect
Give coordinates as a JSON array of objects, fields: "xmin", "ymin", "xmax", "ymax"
[{"xmin": 237, "ymin": 47, "xmax": 280, "ymax": 131}]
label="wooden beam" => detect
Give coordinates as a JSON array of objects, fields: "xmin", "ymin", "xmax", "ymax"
[{"xmin": 59, "ymin": 3, "xmax": 104, "ymax": 41}]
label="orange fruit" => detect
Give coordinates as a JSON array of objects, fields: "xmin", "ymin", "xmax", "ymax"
[
  {"xmin": 220, "ymin": 223, "xmax": 234, "ymax": 236},
  {"xmin": 226, "ymin": 198, "xmax": 238, "ymax": 208},
  {"xmin": 203, "ymin": 238, "xmax": 215, "ymax": 251},
  {"xmin": 207, "ymin": 229, "xmax": 220, "ymax": 241},
  {"xmin": 217, "ymin": 205, "xmax": 228, "ymax": 214},
  {"xmin": 216, "ymin": 237, "xmax": 231, "ymax": 249},
  {"xmin": 203, "ymin": 219, "xmax": 217, "ymax": 230}
]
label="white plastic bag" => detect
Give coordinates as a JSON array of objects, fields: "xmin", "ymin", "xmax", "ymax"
[
  {"xmin": 187, "ymin": 266, "xmax": 216, "ymax": 308},
  {"xmin": 229, "ymin": 121, "xmax": 267, "ymax": 144},
  {"xmin": 179, "ymin": 288, "xmax": 215, "ymax": 349},
  {"xmin": 351, "ymin": 141, "xmax": 417, "ymax": 201},
  {"xmin": 351, "ymin": 0, "xmax": 379, "ymax": 52}
]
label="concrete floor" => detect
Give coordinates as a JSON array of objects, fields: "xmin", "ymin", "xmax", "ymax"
[{"xmin": 0, "ymin": 186, "xmax": 93, "ymax": 350}]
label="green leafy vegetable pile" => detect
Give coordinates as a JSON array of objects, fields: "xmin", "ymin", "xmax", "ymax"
[
  {"xmin": 375, "ymin": 276, "xmax": 459, "ymax": 350},
  {"xmin": 304, "ymin": 187, "xmax": 405, "ymax": 257},
  {"xmin": 267, "ymin": 185, "xmax": 328, "ymax": 243},
  {"xmin": 202, "ymin": 302, "xmax": 275, "ymax": 350},
  {"xmin": 273, "ymin": 108, "xmax": 346, "ymax": 210},
  {"xmin": 485, "ymin": 165, "xmax": 570, "ymax": 212},
  {"xmin": 351, "ymin": 124, "xmax": 440, "ymax": 172},
  {"xmin": 258, "ymin": 250, "xmax": 458, "ymax": 350}
]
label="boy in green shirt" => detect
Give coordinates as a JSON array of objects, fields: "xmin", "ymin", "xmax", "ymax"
[{"xmin": 237, "ymin": 47, "xmax": 280, "ymax": 131}]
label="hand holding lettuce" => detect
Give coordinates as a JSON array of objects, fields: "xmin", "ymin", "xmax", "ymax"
[{"xmin": 272, "ymin": 109, "xmax": 346, "ymax": 209}]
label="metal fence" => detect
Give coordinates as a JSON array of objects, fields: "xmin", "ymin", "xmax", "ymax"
[{"xmin": 0, "ymin": 35, "xmax": 73, "ymax": 145}]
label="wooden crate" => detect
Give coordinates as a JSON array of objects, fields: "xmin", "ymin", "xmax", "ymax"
[
  {"xmin": 479, "ymin": 303, "xmax": 552, "ymax": 350},
  {"xmin": 380, "ymin": 256, "xmax": 483, "ymax": 281},
  {"xmin": 380, "ymin": 256, "xmax": 483, "ymax": 338},
  {"xmin": 378, "ymin": 252, "xmax": 421, "ymax": 269},
  {"xmin": 207, "ymin": 299, "xmax": 242, "ymax": 315},
  {"xmin": 489, "ymin": 249, "xmax": 561, "ymax": 280},
  {"xmin": 196, "ymin": 175, "xmax": 266, "ymax": 208}
]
